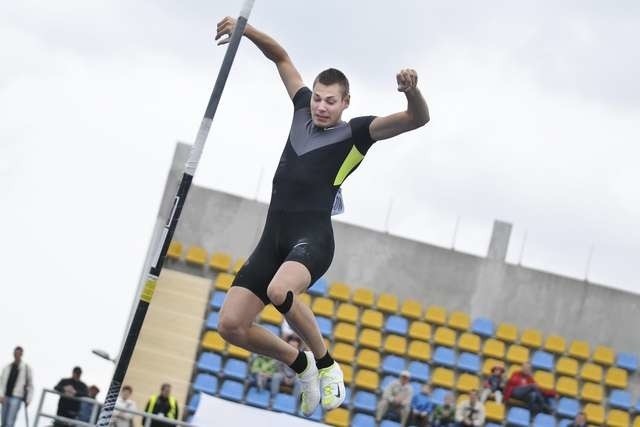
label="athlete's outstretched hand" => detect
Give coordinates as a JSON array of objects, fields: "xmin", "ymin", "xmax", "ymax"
[
  {"xmin": 396, "ymin": 68, "xmax": 418, "ymax": 92},
  {"xmin": 215, "ymin": 16, "xmax": 240, "ymax": 45}
]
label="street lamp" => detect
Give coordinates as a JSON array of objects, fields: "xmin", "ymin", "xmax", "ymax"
[{"xmin": 92, "ymin": 349, "xmax": 116, "ymax": 364}]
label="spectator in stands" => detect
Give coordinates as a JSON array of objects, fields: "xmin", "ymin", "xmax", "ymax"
[
  {"xmin": 432, "ymin": 393, "xmax": 456, "ymax": 427},
  {"xmin": 375, "ymin": 370, "xmax": 413, "ymax": 425},
  {"xmin": 280, "ymin": 318, "xmax": 295, "ymax": 340},
  {"xmin": 454, "ymin": 389, "xmax": 485, "ymax": 426},
  {"xmin": 568, "ymin": 411, "xmax": 587, "ymax": 427},
  {"xmin": 505, "ymin": 362, "xmax": 556, "ymax": 415},
  {"xmin": 110, "ymin": 385, "xmax": 137, "ymax": 427},
  {"xmin": 270, "ymin": 336, "xmax": 302, "ymax": 398},
  {"xmin": 480, "ymin": 365, "xmax": 504, "ymax": 404},
  {"xmin": 77, "ymin": 385, "xmax": 101, "ymax": 423},
  {"xmin": 0, "ymin": 346, "xmax": 34, "ymax": 427},
  {"xmin": 54, "ymin": 366, "xmax": 88, "ymax": 426},
  {"xmin": 409, "ymin": 383, "xmax": 435, "ymax": 427},
  {"xmin": 144, "ymin": 383, "xmax": 179, "ymax": 427},
  {"xmin": 250, "ymin": 354, "xmax": 278, "ymax": 392}
]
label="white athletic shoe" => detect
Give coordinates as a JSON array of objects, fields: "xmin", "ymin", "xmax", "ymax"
[
  {"xmin": 318, "ymin": 361, "xmax": 345, "ymax": 410},
  {"xmin": 297, "ymin": 351, "xmax": 321, "ymax": 416}
]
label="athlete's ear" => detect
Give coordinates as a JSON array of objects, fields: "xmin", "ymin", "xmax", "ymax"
[{"xmin": 342, "ymin": 94, "xmax": 350, "ymax": 109}]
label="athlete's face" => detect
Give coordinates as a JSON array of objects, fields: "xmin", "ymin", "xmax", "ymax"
[{"xmin": 310, "ymin": 82, "xmax": 349, "ymax": 128}]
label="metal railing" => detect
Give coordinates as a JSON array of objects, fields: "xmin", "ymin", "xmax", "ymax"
[{"xmin": 34, "ymin": 389, "xmax": 195, "ymax": 427}]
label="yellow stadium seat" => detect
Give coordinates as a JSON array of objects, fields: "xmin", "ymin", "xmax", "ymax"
[
  {"xmin": 569, "ymin": 340, "xmax": 590, "ymax": 361},
  {"xmin": 431, "ymin": 367, "xmax": 455, "ymax": 389},
  {"xmin": 201, "ymin": 331, "xmax": 225, "ymax": 353},
  {"xmin": 607, "ymin": 409, "xmax": 630, "ymax": 427},
  {"xmin": 434, "ymin": 327, "xmax": 457, "ymax": 347},
  {"xmin": 544, "ymin": 334, "xmax": 566, "ymax": 355},
  {"xmin": 506, "ymin": 344, "xmax": 530, "ymax": 365},
  {"xmin": 520, "ymin": 328, "xmax": 543, "ymax": 348},
  {"xmin": 635, "ymin": 415, "xmax": 640, "ymax": 427},
  {"xmin": 334, "ymin": 322, "xmax": 357, "ymax": 344},
  {"xmin": 377, "ymin": 293, "xmax": 399, "ymax": 314},
  {"xmin": 496, "ymin": 323, "xmax": 518, "ymax": 343},
  {"xmin": 482, "ymin": 359, "xmax": 505, "ymax": 376},
  {"xmin": 354, "ymin": 369, "xmax": 379, "ymax": 392},
  {"xmin": 556, "ymin": 357, "xmax": 579, "ymax": 377},
  {"xmin": 329, "ymin": 282, "xmax": 351, "ymax": 302},
  {"xmin": 384, "ymin": 335, "xmax": 407, "ymax": 356},
  {"xmin": 580, "ymin": 382, "xmax": 603, "ymax": 404},
  {"xmin": 361, "ymin": 309, "xmax": 383, "ymax": 329},
  {"xmin": 556, "ymin": 376, "xmax": 578, "ymax": 398},
  {"xmin": 260, "ymin": 304, "xmax": 283, "ymax": 325},
  {"xmin": 448, "ymin": 311, "xmax": 470, "ymax": 331},
  {"xmin": 352, "ymin": 288, "xmax": 375, "ymax": 308},
  {"xmin": 592, "ymin": 345, "xmax": 614, "ymax": 367},
  {"xmin": 231, "ymin": 257, "xmax": 245, "ymax": 274},
  {"xmin": 458, "ymin": 333, "xmax": 481, "ymax": 353},
  {"xmin": 484, "ymin": 401, "xmax": 505, "ymax": 423},
  {"xmin": 209, "ymin": 251, "xmax": 232, "ymax": 272},
  {"xmin": 456, "ymin": 373, "xmax": 480, "ymax": 393},
  {"xmin": 605, "ymin": 367, "xmax": 628, "ymax": 389},
  {"xmin": 533, "ymin": 371, "xmax": 554, "ymax": 390},
  {"xmin": 312, "ymin": 297, "xmax": 335, "ymax": 318},
  {"xmin": 298, "ymin": 293, "xmax": 311, "ymax": 306},
  {"xmin": 214, "ymin": 273, "xmax": 234, "ymax": 291},
  {"xmin": 359, "ymin": 329, "xmax": 382, "ymax": 349},
  {"xmin": 424, "ymin": 305, "xmax": 447, "ymax": 326},
  {"xmin": 408, "ymin": 340, "xmax": 431, "ymax": 362},
  {"xmin": 583, "ymin": 403, "xmax": 605, "ymax": 425},
  {"xmin": 324, "ymin": 408, "xmax": 350, "ymax": 427},
  {"xmin": 409, "ymin": 321, "xmax": 431, "ymax": 341},
  {"xmin": 166, "ymin": 240, "xmax": 182, "ymax": 260},
  {"xmin": 483, "ymin": 339, "xmax": 506, "ymax": 359},
  {"xmin": 185, "ymin": 245, "xmax": 207, "ymax": 266},
  {"xmin": 507, "ymin": 364, "xmax": 522, "ymax": 379},
  {"xmin": 335, "ymin": 303, "xmax": 358, "ymax": 324},
  {"xmin": 581, "ymin": 362, "xmax": 603, "ymax": 383},
  {"xmin": 333, "ymin": 343, "xmax": 356, "ymax": 364},
  {"xmin": 227, "ymin": 343, "xmax": 250, "ymax": 360},
  {"xmin": 357, "ymin": 349, "xmax": 381, "ymax": 370},
  {"xmin": 401, "ymin": 299, "xmax": 423, "ymax": 320},
  {"xmin": 339, "ymin": 363, "xmax": 353, "ymax": 383}
]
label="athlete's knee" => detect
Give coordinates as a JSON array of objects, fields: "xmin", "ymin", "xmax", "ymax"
[
  {"xmin": 267, "ymin": 283, "xmax": 295, "ymax": 314},
  {"xmin": 218, "ymin": 313, "xmax": 248, "ymax": 344}
]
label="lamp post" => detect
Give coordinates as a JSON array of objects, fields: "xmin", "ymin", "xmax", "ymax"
[{"xmin": 92, "ymin": 349, "xmax": 116, "ymax": 364}]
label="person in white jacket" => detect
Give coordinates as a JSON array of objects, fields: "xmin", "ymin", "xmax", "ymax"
[
  {"xmin": 109, "ymin": 385, "xmax": 137, "ymax": 427},
  {"xmin": 0, "ymin": 347, "xmax": 34, "ymax": 427},
  {"xmin": 454, "ymin": 390, "xmax": 485, "ymax": 427}
]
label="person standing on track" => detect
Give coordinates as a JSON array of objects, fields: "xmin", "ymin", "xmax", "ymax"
[{"xmin": 214, "ymin": 16, "xmax": 429, "ymax": 416}]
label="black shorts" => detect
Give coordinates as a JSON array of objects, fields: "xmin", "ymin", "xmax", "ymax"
[{"xmin": 232, "ymin": 209, "xmax": 335, "ymax": 305}]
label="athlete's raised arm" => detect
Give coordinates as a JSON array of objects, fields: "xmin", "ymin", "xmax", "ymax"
[
  {"xmin": 216, "ymin": 17, "xmax": 304, "ymax": 100},
  {"xmin": 369, "ymin": 69, "xmax": 430, "ymax": 141}
]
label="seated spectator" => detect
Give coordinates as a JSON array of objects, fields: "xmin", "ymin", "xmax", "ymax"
[
  {"xmin": 454, "ymin": 389, "xmax": 485, "ymax": 426},
  {"xmin": 375, "ymin": 370, "xmax": 413, "ymax": 425},
  {"xmin": 250, "ymin": 354, "xmax": 277, "ymax": 392},
  {"xmin": 432, "ymin": 393, "xmax": 456, "ymax": 427},
  {"xmin": 505, "ymin": 362, "xmax": 556, "ymax": 415},
  {"xmin": 54, "ymin": 366, "xmax": 88, "ymax": 426},
  {"xmin": 110, "ymin": 385, "xmax": 137, "ymax": 427},
  {"xmin": 567, "ymin": 411, "xmax": 587, "ymax": 427},
  {"xmin": 77, "ymin": 385, "xmax": 101, "ymax": 423},
  {"xmin": 280, "ymin": 319, "xmax": 295, "ymax": 340},
  {"xmin": 409, "ymin": 383, "xmax": 435, "ymax": 427},
  {"xmin": 270, "ymin": 336, "xmax": 302, "ymax": 398},
  {"xmin": 144, "ymin": 383, "xmax": 179, "ymax": 427},
  {"xmin": 480, "ymin": 365, "xmax": 505, "ymax": 403}
]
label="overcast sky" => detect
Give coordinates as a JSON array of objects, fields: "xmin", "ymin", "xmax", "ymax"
[{"xmin": 1, "ymin": 0, "xmax": 639, "ymax": 423}]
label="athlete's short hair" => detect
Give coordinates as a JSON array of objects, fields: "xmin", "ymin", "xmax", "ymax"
[{"xmin": 313, "ymin": 68, "xmax": 350, "ymax": 98}]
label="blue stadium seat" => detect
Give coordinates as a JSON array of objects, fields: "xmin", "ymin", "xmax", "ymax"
[
  {"xmin": 556, "ymin": 397, "xmax": 580, "ymax": 419},
  {"xmin": 609, "ymin": 389, "xmax": 632, "ymax": 410},
  {"xmin": 272, "ymin": 392, "xmax": 297, "ymax": 414},
  {"xmin": 635, "ymin": 398, "xmax": 640, "ymax": 413},
  {"xmin": 353, "ymin": 390, "xmax": 377, "ymax": 414},
  {"xmin": 309, "ymin": 277, "xmax": 328, "ymax": 297},
  {"xmin": 531, "ymin": 350, "xmax": 554, "ymax": 372},
  {"xmin": 616, "ymin": 352, "xmax": 638, "ymax": 371},
  {"xmin": 260, "ymin": 322, "xmax": 281, "ymax": 337},
  {"xmin": 382, "ymin": 355, "xmax": 406, "ymax": 376},
  {"xmin": 410, "ymin": 381, "xmax": 422, "ymax": 396},
  {"xmin": 316, "ymin": 316, "xmax": 333, "ymax": 338},
  {"xmin": 381, "ymin": 375, "xmax": 396, "ymax": 390},
  {"xmin": 197, "ymin": 352, "xmax": 222, "ymax": 375},
  {"xmin": 384, "ymin": 315, "xmax": 409, "ymax": 336},
  {"xmin": 352, "ymin": 413, "xmax": 376, "ymax": 427},
  {"xmin": 457, "ymin": 352, "xmax": 481, "ymax": 374},
  {"xmin": 558, "ymin": 420, "xmax": 573, "ymax": 427},
  {"xmin": 223, "ymin": 358, "xmax": 248, "ymax": 381},
  {"xmin": 506, "ymin": 407, "xmax": 531, "ymax": 426},
  {"xmin": 206, "ymin": 311, "xmax": 219, "ymax": 330},
  {"xmin": 342, "ymin": 386, "xmax": 352, "ymax": 407},
  {"xmin": 186, "ymin": 393, "xmax": 200, "ymax": 413},
  {"xmin": 533, "ymin": 413, "xmax": 556, "ymax": 427},
  {"xmin": 245, "ymin": 386, "xmax": 270, "ymax": 408},
  {"xmin": 193, "ymin": 373, "xmax": 218, "ymax": 395},
  {"xmin": 210, "ymin": 291, "xmax": 226, "ymax": 310},
  {"xmin": 380, "ymin": 421, "xmax": 401, "ymax": 427},
  {"xmin": 298, "ymin": 404, "xmax": 323, "ymax": 422},
  {"xmin": 433, "ymin": 346, "xmax": 456, "ymax": 368},
  {"xmin": 471, "ymin": 317, "xmax": 495, "ymax": 338},
  {"xmin": 486, "ymin": 424, "xmax": 502, "ymax": 427},
  {"xmin": 408, "ymin": 361, "xmax": 430, "ymax": 382},
  {"xmin": 431, "ymin": 387, "xmax": 449, "ymax": 406},
  {"xmin": 219, "ymin": 380, "xmax": 244, "ymax": 401}
]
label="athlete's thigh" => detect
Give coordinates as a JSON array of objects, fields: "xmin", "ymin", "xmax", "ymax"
[
  {"xmin": 219, "ymin": 286, "xmax": 266, "ymax": 326},
  {"xmin": 269, "ymin": 260, "xmax": 313, "ymax": 296}
]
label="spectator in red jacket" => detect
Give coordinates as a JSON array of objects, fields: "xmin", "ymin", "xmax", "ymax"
[{"xmin": 504, "ymin": 362, "xmax": 556, "ymax": 415}]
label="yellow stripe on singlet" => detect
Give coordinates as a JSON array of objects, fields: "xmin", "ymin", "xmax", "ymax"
[{"xmin": 333, "ymin": 145, "xmax": 364, "ymax": 186}]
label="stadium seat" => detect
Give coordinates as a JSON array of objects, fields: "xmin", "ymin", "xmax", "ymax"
[
  {"xmin": 532, "ymin": 413, "xmax": 555, "ymax": 427},
  {"xmin": 533, "ymin": 371, "xmax": 554, "ymax": 391},
  {"xmin": 457, "ymin": 352, "xmax": 481, "ymax": 374},
  {"xmin": 209, "ymin": 291, "xmax": 226, "ymax": 310},
  {"xmin": 458, "ymin": 332, "xmax": 481, "ymax": 353},
  {"xmin": 408, "ymin": 360, "xmax": 430, "ymax": 382},
  {"xmin": 496, "ymin": 322, "xmax": 518, "ymax": 343},
  {"xmin": 223, "ymin": 358, "xmax": 248, "ymax": 381},
  {"xmin": 424, "ymin": 305, "xmax": 447, "ymax": 325},
  {"xmin": 260, "ymin": 304, "xmax": 282, "ymax": 325},
  {"xmin": 333, "ymin": 343, "xmax": 356, "ymax": 364},
  {"xmin": 434, "ymin": 326, "xmax": 457, "ymax": 347},
  {"xmin": 580, "ymin": 362, "xmax": 603, "ymax": 383},
  {"xmin": 209, "ymin": 251, "xmax": 231, "ymax": 272},
  {"xmin": 334, "ymin": 322, "xmax": 355, "ymax": 343},
  {"xmin": 608, "ymin": 389, "xmax": 632, "ymax": 410},
  {"xmin": 317, "ymin": 316, "xmax": 333, "ymax": 338},
  {"xmin": 580, "ymin": 382, "xmax": 603, "ymax": 404},
  {"xmin": 336, "ymin": 303, "xmax": 358, "ymax": 323},
  {"xmin": 556, "ymin": 376, "xmax": 578, "ymax": 398},
  {"xmin": 616, "ymin": 352, "xmax": 638, "ymax": 372},
  {"xmin": 556, "ymin": 397, "xmax": 580, "ymax": 419},
  {"xmin": 606, "ymin": 366, "xmax": 629, "ymax": 389},
  {"xmin": 353, "ymin": 390, "xmax": 377, "ymax": 414},
  {"xmin": 507, "ymin": 364, "xmax": 522, "ymax": 379},
  {"xmin": 400, "ymin": 299, "xmax": 423, "ymax": 320},
  {"xmin": 556, "ymin": 357, "xmax": 579, "ymax": 377},
  {"xmin": 568, "ymin": 340, "xmax": 590, "ymax": 361},
  {"xmin": 506, "ymin": 407, "xmax": 531, "ymax": 427},
  {"xmin": 408, "ymin": 340, "xmax": 431, "ymax": 362},
  {"xmin": 456, "ymin": 373, "xmax": 479, "ymax": 393},
  {"xmin": 520, "ymin": 328, "xmax": 543, "ymax": 348},
  {"xmin": 482, "ymin": 359, "xmax": 505, "ymax": 376},
  {"xmin": 483, "ymin": 338, "xmax": 506, "ymax": 359},
  {"xmin": 431, "ymin": 367, "xmax": 455, "ymax": 389},
  {"xmin": 261, "ymin": 322, "xmax": 280, "ymax": 337},
  {"xmin": 380, "ymin": 421, "xmax": 401, "ymax": 427},
  {"xmin": 384, "ymin": 335, "xmax": 407, "ymax": 355},
  {"xmin": 340, "ymin": 363, "xmax": 353, "ymax": 384},
  {"xmin": 382, "ymin": 355, "xmax": 406, "ymax": 376},
  {"xmin": 433, "ymin": 346, "xmax": 456, "ymax": 368},
  {"xmin": 329, "ymin": 281, "xmax": 351, "ymax": 302},
  {"xmin": 506, "ymin": 344, "xmax": 530, "ymax": 365},
  {"xmin": 231, "ymin": 257, "xmax": 244, "ymax": 274},
  {"xmin": 486, "ymin": 424, "xmax": 502, "ymax": 427},
  {"xmin": 197, "ymin": 352, "xmax": 222, "ymax": 375},
  {"xmin": 583, "ymin": 403, "xmax": 605, "ymax": 425},
  {"xmin": 531, "ymin": 350, "xmax": 554, "ymax": 372},
  {"xmin": 557, "ymin": 420, "xmax": 572, "ymax": 427},
  {"xmin": 298, "ymin": 292, "xmax": 311, "ymax": 306},
  {"xmin": 544, "ymin": 334, "xmax": 566, "ymax": 355},
  {"xmin": 245, "ymin": 386, "xmax": 269, "ymax": 408},
  {"xmin": 381, "ymin": 375, "xmax": 396, "ymax": 391},
  {"xmin": 377, "ymin": 293, "xmax": 399, "ymax": 314},
  {"xmin": 309, "ymin": 277, "xmax": 328, "ymax": 297},
  {"xmin": 201, "ymin": 331, "xmax": 225, "ymax": 353},
  {"xmin": 357, "ymin": 349, "xmax": 381, "ymax": 370},
  {"xmin": 272, "ymin": 392, "xmax": 297, "ymax": 414},
  {"xmin": 430, "ymin": 387, "xmax": 449, "ymax": 406},
  {"xmin": 312, "ymin": 297, "xmax": 335, "ymax": 318},
  {"xmin": 361, "ymin": 309, "xmax": 384, "ymax": 329},
  {"xmin": 385, "ymin": 315, "xmax": 409, "ymax": 336},
  {"xmin": 484, "ymin": 401, "xmax": 506, "ymax": 423},
  {"xmin": 635, "ymin": 416, "xmax": 640, "ymax": 427},
  {"xmin": 355, "ymin": 369, "xmax": 379, "ymax": 392},
  {"xmin": 341, "ymin": 386, "xmax": 352, "ymax": 408},
  {"xmin": 205, "ymin": 311, "xmax": 219, "ymax": 330},
  {"xmin": 408, "ymin": 321, "xmax": 431, "ymax": 341},
  {"xmin": 359, "ymin": 328, "xmax": 382, "ymax": 349},
  {"xmin": 186, "ymin": 393, "xmax": 200, "ymax": 413},
  {"xmin": 592, "ymin": 345, "xmax": 615, "ymax": 366},
  {"xmin": 448, "ymin": 311, "xmax": 470, "ymax": 331},
  {"xmin": 185, "ymin": 245, "xmax": 207, "ymax": 266},
  {"xmin": 352, "ymin": 288, "xmax": 375, "ymax": 308},
  {"xmin": 471, "ymin": 317, "xmax": 495, "ymax": 337},
  {"xmin": 193, "ymin": 373, "xmax": 218, "ymax": 395},
  {"xmin": 219, "ymin": 380, "xmax": 244, "ymax": 402},
  {"xmin": 214, "ymin": 273, "xmax": 234, "ymax": 291},
  {"xmin": 351, "ymin": 413, "xmax": 376, "ymax": 427},
  {"xmin": 166, "ymin": 240, "xmax": 182, "ymax": 260},
  {"xmin": 325, "ymin": 408, "xmax": 350, "ymax": 427},
  {"xmin": 607, "ymin": 409, "xmax": 630, "ymax": 427}
]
